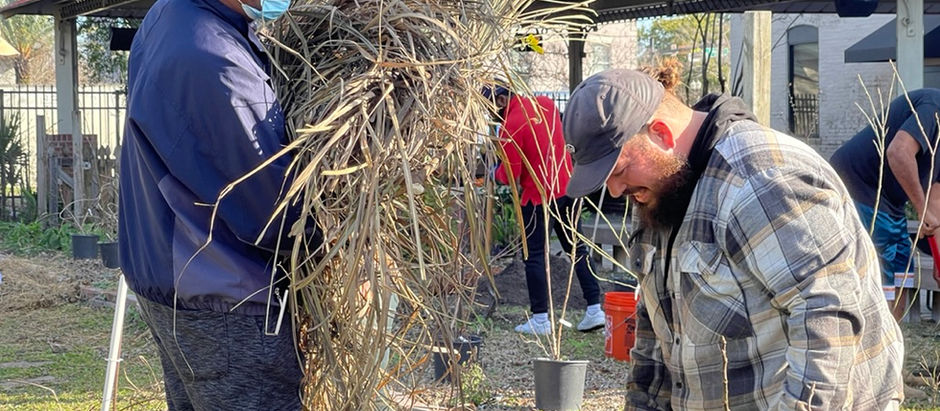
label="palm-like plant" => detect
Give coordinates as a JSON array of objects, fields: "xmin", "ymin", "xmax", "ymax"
[
  {"xmin": 0, "ymin": 114, "xmax": 23, "ymax": 220},
  {"xmin": 0, "ymin": 14, "xmax": 52, "ymax": 84}
]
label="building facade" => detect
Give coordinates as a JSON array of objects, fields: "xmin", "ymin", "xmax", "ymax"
[
  {"xmin": 514, "ymin": 21, "xmax": 638, "ymax": 99},
  {"xmin": 731, "ymin": 13, "xmax": 897, "ymax": 159}
]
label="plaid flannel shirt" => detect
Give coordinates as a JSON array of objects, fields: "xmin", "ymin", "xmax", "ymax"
[{"xmin": 625, "ymin": 121, "xmax": 904, "ymax": 410}]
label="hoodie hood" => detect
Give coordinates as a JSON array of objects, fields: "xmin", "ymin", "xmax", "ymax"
[{"xmin": 687, "ymin": 93, "xmax": 758, "ymax": 177}]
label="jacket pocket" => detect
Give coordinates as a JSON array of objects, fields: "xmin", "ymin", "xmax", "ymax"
[
  {"xmin": 677, "ymin": 241, "xmax": 754, "ymax": 344},
  {"xmin": 629, "ymin": 241, "xmax": 656, "ymax": 277},
  {"xmin": 167, "ymin": 309, "xmax": 230, "ymax": 382}
]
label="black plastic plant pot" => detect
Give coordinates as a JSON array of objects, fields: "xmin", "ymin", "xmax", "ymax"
[
  {"xmin": 71, "ymin": 234, "xmax": 100, "ymax": 260},
  {"xmin": 610, "ymin": 272, "xmax": 639, "ymax": 292},
  {"xmin": 432, "ymin": 334, "xmax": 483, "ymax": 383},
  {"xmin": 533, "ymin": 357, "xmax": 588, "ymax": 411},
  {"xmin": 99, "ymin": 241, "xmax": 119, "ymax": 268}
]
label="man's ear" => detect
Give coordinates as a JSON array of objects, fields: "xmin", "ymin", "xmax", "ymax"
[{"xmin": 648, "ymin": 119, "xmax": 675, "ymax": 149}]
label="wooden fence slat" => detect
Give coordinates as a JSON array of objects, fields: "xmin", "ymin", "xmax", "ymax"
[
  {"xmin": 36, "ymin": 115, "xmax": 48, "ymax": 218},
  {"xmin": 72, "ymin": 110, "xmax": 84, "ymax": 219}
]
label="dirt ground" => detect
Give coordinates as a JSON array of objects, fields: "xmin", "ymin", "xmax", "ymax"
[
  {"xmin": 410, "ymin": 306, "xmax": 630, "ymax": 410},
  {"xmin": 5, "ymin": 251, "xmax": 940, "ymax": 410},
  {"xmin": 0, "ymin": 252, "xmax": 165, "ymax": 410},
  {"xmin": 0, "ymin": 252, "xmax": 632, "ymax": 410}
]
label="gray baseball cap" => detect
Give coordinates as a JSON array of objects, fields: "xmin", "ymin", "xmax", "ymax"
[{"xmin": 563, "ymin": 69, "xmax": 664, "ymax": 198}]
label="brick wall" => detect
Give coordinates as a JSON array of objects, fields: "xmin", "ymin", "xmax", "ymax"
[{"xmin": 731, "ymin": 14, "xmax": 895, "ymax": 160}]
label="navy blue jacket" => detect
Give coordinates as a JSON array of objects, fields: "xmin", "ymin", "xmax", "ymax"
[
  {"xmin": 119, "ymin": 0, "xmax": 299, "ymax": 315},
  {"xmin": 831, "ymin": 88, "xmax": 940, "ymax": 218}
]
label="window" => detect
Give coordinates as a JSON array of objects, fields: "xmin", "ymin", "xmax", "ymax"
[{"xmin": 788, "ymin": 25, "xmax": 819, "ymax": 139}]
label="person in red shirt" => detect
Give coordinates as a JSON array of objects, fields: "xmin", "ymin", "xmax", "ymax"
[{"xmin": 484, "ymin": 83, "xmax": 604, "ymax": 335}]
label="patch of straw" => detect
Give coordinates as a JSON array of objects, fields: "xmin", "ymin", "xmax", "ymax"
[{"xmin": 0, "ymin": 254, "xmax": 90, "ymax": 311}]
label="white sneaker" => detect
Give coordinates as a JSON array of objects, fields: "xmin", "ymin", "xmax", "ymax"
[
  {"xmin": 514, "ymin": 317, "xmax": 551, "ymax": 335},
  {"xmin": 577, "ymin": 309, "xmax": 605, "ymax": 332}
]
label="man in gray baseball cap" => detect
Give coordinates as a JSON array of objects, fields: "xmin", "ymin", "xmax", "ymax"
[
  {"xmin": 563, "ymin": 68, "xmax": 705, "ymax": 229},
  {"xmin": 562, "ymin": 68, "xmax": 903, "ymax": 410},
  {"xmin": 563, "ymin": 69, "xmax": 665, "ymax": 198}
]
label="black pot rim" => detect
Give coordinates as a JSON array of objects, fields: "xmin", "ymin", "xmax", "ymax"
[
  {"xmin": 433, "ymin": 334, "xmax": 484, "ymax": 347},
  {"xmin": 533, "ymin": 357, "xmax": 589, "ymax": 365},
  {"xmin": 71, "ymin": 233, "xmax": 100, "ymax": 239}
]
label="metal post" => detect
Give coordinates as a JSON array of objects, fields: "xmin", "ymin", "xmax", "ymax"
[
  {"xmin": 568, "ymin": 31, "xmax": 585, "ymax": 93},
  {"xmin": 101, "ymin": 276, "xmax": 129, "ymax": 411},
  {"xmin": 897, "ymin": 0, "xmax": 925, "ymax": 92},
  {"xmin": 114, "ymin": 90, "xmax": 122, "ymax": 152},
  {"xmin": 1, "ymin": 89, "xmax": 6, "ymax": 135}
]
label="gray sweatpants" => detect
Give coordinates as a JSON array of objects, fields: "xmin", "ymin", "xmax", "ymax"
[{"xmin": 137, "ymin": 297, "xmax": 303, "ymax": 411}]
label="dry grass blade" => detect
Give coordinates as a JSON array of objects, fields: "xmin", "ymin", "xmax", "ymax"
[{"xmin": 251, "ymin": 0, "xmax": 590, "ymax": 408}]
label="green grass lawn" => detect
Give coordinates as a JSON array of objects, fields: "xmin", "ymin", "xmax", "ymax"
[
  {"xmin": 0, "ymin": 302, "xmax": 165, "ymax": 410},
  {"xmin": 5, "ymin": 286, "xmax": 940, "ymax": 409}
]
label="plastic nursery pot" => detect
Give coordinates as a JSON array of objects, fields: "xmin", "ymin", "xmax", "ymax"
[
  {"xmin": 71, "ymin": 234, "xmax": 100, "ymax": 260},
  {"xmin": 432, "ymin": 334, "xmax": 483, "ymax": 383},
  {"xmin": 533, "ymin": 357, "xmax": 589, "ymax": 411},
  {"xmin": 98, "ymin": 241, "xmax": 120, "ymax": 269}
]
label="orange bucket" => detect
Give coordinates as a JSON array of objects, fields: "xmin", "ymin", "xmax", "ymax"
[{"xmin": 603, "ymin": 291, "xmax": 637, "ymax": 362}]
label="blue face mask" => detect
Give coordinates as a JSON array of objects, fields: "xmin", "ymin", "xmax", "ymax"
[{"xmin": 241, "ymin": 0, "xmax": 290, "ymax": 22}]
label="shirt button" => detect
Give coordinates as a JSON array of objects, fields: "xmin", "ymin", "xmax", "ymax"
[
  {"xmin": 676, "ymin": 382, "xmax": 683, "ymax": 389},
  {"xmin": 675, "ymin": 337, "xmax": 680, "ymax": 344}
]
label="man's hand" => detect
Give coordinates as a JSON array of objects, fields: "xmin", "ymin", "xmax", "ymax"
[
  {"xmin": 922, "ymin": 209, "xmax": 940, "ymax": 237},
  {"xmin": 918, "ymin": 183, "xmax": 940, "ymax": 237}
]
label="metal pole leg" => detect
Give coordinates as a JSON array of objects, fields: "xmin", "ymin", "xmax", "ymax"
[{"xmin": 101, "ymin": 275, "xmax": 129, "ymax": 411}]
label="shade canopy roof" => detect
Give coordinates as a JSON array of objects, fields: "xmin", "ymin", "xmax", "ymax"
[
  {"xmin": 6, "ymin": 0, "xmax": 940, "ymax": 21},
  {"xmin": 0, "ymin": 0, "xmax": 154, "ymax": 19},
  {"xmin": 533, "ymin": 0, "xmax": 940, "ymax": 22}
]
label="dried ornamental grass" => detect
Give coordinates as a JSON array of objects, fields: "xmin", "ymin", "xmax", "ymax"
[{"xmin": 250, "ymin": 0, "xmax": 591, "ymax": 408}]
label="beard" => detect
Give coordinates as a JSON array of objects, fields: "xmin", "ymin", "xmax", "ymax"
[{"xmin": 634, "ymin": 158, "xmax": 696, "ymax": 230}]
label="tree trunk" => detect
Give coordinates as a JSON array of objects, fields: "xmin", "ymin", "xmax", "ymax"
[
  {"xmin": 699, "ymin": 14, "xmax": 711, "ymax": 96},
  {"xmin": 685, "ymin": 24, "xmax": 697, "ymax": 103},
  {"xmin": 13, "ymin": 57, "xmax": 29, "ymax": 84}
]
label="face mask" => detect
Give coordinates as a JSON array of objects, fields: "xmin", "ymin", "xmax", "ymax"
[{"xmin": 241, "ymin": 0, "xmax": 290, "ymax": 22}]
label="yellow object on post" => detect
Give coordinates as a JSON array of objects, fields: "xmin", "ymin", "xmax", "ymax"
[{"xmin": 523, "ymin": 34, "xmax": 543, "ymax": 54}]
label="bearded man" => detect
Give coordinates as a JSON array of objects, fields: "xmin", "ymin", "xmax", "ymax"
[{"xmin": 562, "ymin": 68, "xmax": 904, "ymax": 410}]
